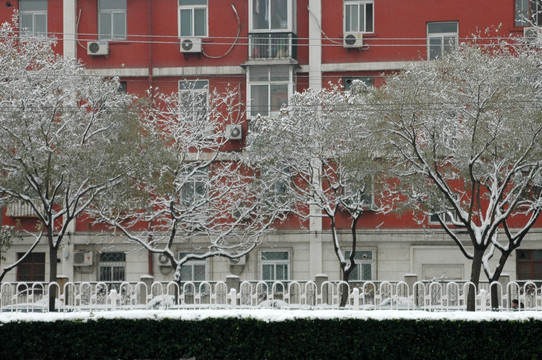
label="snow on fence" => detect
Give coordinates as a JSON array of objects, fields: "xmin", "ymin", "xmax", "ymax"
[{"xmin": 1, "ymin": 279, "xmax": 541, "ymax": 313}]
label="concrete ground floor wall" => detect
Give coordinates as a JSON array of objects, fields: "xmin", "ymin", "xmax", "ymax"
[{"xmin": 1, "ymin": 229, "xmax": 541, "ymax": 284}]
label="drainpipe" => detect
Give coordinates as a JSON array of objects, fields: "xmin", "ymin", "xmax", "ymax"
[{"xmin": 147, "ymin": 0, "xmax": 153, "ymax": 84}]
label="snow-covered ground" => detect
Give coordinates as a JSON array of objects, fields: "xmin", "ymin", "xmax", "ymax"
[{"xmin": 2, "ymin": 309, "xmax": 542, "ymax": 323}]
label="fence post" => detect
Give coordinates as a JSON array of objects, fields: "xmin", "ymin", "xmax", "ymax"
[
  {"xmin": 110, "ymin": 289, "xmax": 118, "ymax": 311},
  {"xmin": 229, "ymin": 289, "xmax": 237, "ymax": 309},
  {"xmin": 139, "ymin": 275, "xmax": 154, "ymax": 306},
  {"xmin": 352, "ymin": 288, "xmax": 360, "ymax": 310},
  {"xmin": 479, "ymin": 289, "xmax": 487, "ymax": 312},
  {"xmin": 315, "ymin": 274, "xmax": 328, "ymax": 305},
  {"xmin": 57, "ymin": 276, "xmax": 69, "ymax": 309},
  {"xmin": 499, "ymin": 273, "xmax": 510, "ymax": 309},
  {"xmin": 404, "ymin": 274, "xmax": 418, "ymax": 306}
]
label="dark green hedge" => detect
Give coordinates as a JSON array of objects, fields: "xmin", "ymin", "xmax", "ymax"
[{"xmin": 1, "ymin": 317, "xmax": 542, "ymax": 359}]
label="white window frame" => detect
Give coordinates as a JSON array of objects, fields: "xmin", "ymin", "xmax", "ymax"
[
  {"xmin": 341, "ymin": 175, "xmax": 375, "ymax": 211},
  {"xmin": 427, "ymin": 22, "xmax": 458, "ymax": 60},
  {"xmin": 98, "ymin": 0, "xmax": 127, "ymax": 40},
  {"xmin": 344, "ymin": 249, "xmax": 375, "ymax": 281},
  {"xmin": 428, "ymin": 194, "xmax": 460, "ymax": 225},
  {"xmin": 247, "ymin": 65, "xmax": 294, "ymax": 117},
  {"xmin": 178, "ymin": 80, "xmax": 209, "ymax": 123},
  {"xmin": 180, "ymin": 166, "xmax": 208, "ymax": 207},
  {"xmin": 260, "ymin": 250, "xmax": 290, "ymax": 283},
  {"xmin": 516, "ymin": 0, "xmax": 542, "ymax": 26},
  {"xmin": 19, "ymin": 0, "xmax": 47, "ymax": 36},
  {"xmin": 343, "ymin": 0, "xmax": 374, "ymax": 33},
  {"xmin": 178, "ymin": 252, "xmax": 207, "ymax": 284},
  {"xmin": 178, "ymin": 0, "xmax": 208, "ymax": 38},
  {"xmin": 249, "ymin": 0, "xmax": 294, "ymax": 32},
  {"xmin": 98, "ymin": 252, "xmax": 126, "ymax": 283}
]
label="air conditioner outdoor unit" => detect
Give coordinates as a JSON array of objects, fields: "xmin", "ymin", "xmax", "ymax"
[
  {"xmin": 158, "ymin": 253, "xmax": 170, "ymax": 266},
  {"xmin": 226, "ymin": 124, "xmax": 243, "ymax": 140},
  {"xmin": 74, "ymin": 251, "xmax": 93, "ymax": 266},
  {"xmin": 343, "ymin": 32, "xmax": 364, "ymax": 48},
  {"xmin": 87, "ymin": 41, "xmax": 109, "ymax": 56},
  {"xmin": 228, "ymin": 255, "xmax": 247, "ymax": 266},
  {"xmin": 524, "ymin": 27, "xmax": 540, "ymax": 41},
  {"xmin": 180, "ymin": 37, "xmax": 202, "ymax": 53}
]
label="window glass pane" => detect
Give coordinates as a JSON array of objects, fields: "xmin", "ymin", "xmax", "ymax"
[
  {"xmin": 262, "ymin": 264, "xmax": 273, "ymax": 280},
  {"xmin": 251, "ymin": 85, "xmax": 269, "ymax": 116},
  {"xmin": 99, "ymin": 0, "xmax": 126, "ymax": 10},
  {"xmin": 252, "ymin": 0, "xmax": 269, "ymax": 29},
  {"xmin": 250, "ymin": 67, "xmax": 269, "ymax": 82},
  {"xmin": 516, "ymin": 0, "xmax": 530, "ymax": 26},
  {"xmin": 276, "ymin": 264, "xmax": 288, "ymax": 280},
  {"xmin": 180, "ymin": 9, "xmax": 193, "ymax": 36},
  {"xmin": 345, "ymin": 4, "xmax": 357, "ymax": 32},
  {"xmin": 429, "ymin": 37, "xmax": 442, "ymax": 60},
  {"xmin": 34, "ymin": 14, "xmax": 47, "ymax": 35},
  {"xmin": 20, "ymin": 14, "xmax": 33, "ymax": 31},
  {"xmin": 20, "ymin": 0, "xmax": 47, "ymax": 11},
  {"xmin": 180, "ymin": 265, "xmax": 192, "ymax": 281},
  {"xmin": 427, "ymin": 22, "xmax": 457, "ymax": 34},
  {"xmin": 194, "ymin": 264, "xmax": 206, "ymax": 281},
  {"xmin": 180, "ymin": 0, "xmax": 207, "ymax": 5},
  {"xmin": 194, "ymin": 9, "xmax": 207, "ymax": 36},
  {"xmin": 269, "ymin": 66, "xmax": 289, "ymax": 81},
  {"xmin": 262, "ymin": 251, "xmax": 289, "ymax": 261},
  {"xmin": 270, "ymin": 85, "xmax": 288, "ymax": 112},
  {"xmin": 443, "ymin": 36, "xmax": 456, "ymax": 54},
  {"xmin": 362, "ymin": 263, "xmax": 372, "ymax": 280},
  {"xmin": 112, "ymin": 12, "xmax": 126, "ymax": 39},
  {"xmin": 533, "ymin": 250, "xmax": 542, "ymax": 260},
  {"xmin": 271, "ymin": 0, "xmax": 288, "ymax": 29},
  {"xmin": 348, "ymin": 264, "xmax": 361, "ymax": 281},
  {"xmin": 99, "ymin": 13, "xmax": 112, "ymax": 39},
  {"xmin": 365, "ymin": 3, "xmax": 373, "ymax": 32}
]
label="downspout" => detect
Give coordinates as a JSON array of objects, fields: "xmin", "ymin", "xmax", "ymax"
[
  {"xmin": 147, "ymin": 0, "xmax": 153, "ymax": 277},
  {"xmin": 147, "ymin": 0, "xmax": 153, "ymax": 84}
]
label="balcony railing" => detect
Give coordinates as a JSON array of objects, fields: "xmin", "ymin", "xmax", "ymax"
[{"xmin": 248, "ymin": 32, "xmax": 297, "ymax": 61}]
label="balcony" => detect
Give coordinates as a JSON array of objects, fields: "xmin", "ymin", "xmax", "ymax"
[{"xmin": 248, "ymin": 32, "xmax": 297, "ymax": 61}]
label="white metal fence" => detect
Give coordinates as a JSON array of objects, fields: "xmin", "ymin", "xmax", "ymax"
[{"xmin": 1, "ymin": 280, "xmax": 541, "ymax": 313}]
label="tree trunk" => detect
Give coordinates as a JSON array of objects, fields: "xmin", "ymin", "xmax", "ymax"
[
  {"xmin": 489, "ymin": 252, "xmax": 511, "ymax": 310},
  {"xmin": 48, "ymin": 242, "xmax": 58, "ymax": 312},
  {"xmin": 467, "ymin": 247, "xmax": 484, "ymax": 311}
]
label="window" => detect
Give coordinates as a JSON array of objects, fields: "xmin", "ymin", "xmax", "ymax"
[
  {"xmin": 341, "ymin": 177, "xmax": 374, "ymax": 210},
  {"xmin": 19, "ymin": 0, "xmax": 47, "ymax": 36},
  {"xmin": 517, "ymin": 250, "xmax": 542, "ymax": 279},
  {"xmin": 345, "ymin": 250, "xmax": 374, "ymax": 281},
  {"xmin": 178, "ymin": 252, "xmax": 207, "ymax": 284},
  {"xmin": 516, "ymin": 0, "xmax": 542, "ymax": 26},
  {"xmin": 248, "ymin": 66, "xmax": 292, "ymax": 117},
  {"xmin": 16, "ymin": 252, "xmax": 45, "ymax": 281},
  {"xmin": 261, "ymin": 251, "xmax": 289, "ymax": 283},
  {"xmin": 179, "ymin": 80, "xmax": 209, "ymax": 122},
  {"xmin": 99, "ymin": 252, "xmax": 126, "ymax": 282},
  {"xmin": 178, "ymin": 0, "xmax": 208, "ymax": 37},
  {"xmin": 180, "ymin": 166, "xmax": 208, "ymax": 207},
  {"xmin": 98, "ymin": 0, "xmax": 127, "ymax": 40},
  {"xmin": 251, "ymin": 0, "xmax": 290, "ymax": 31},
  {"xmin": 343, "ymin": 76, "xmax": 374, "ymax": 92},
  {"xmin": 428, "ymin": 194, "xmax": 459, "ymax": 225},
  {"xmin": 344, "ymin": 0, "xmax": 374, "ymax": 33},
  {"xmin": 427, "ymin": 22, "xmax": 458, "ymax": 60}
]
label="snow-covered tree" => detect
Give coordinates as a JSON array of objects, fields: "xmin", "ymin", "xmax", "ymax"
[
  {"xmin": 371, "ymin": 40, "xmax": 542, "ymax": 310},
  {"xmin": 92, "ymin": 85, "xmax": 288, "ymax": 284},
  {"xmin": 0, "ymin": 20, "xmax": 142, "ymax": 310},
  {"xmin": 246, "ymin": 84, "xmax": 387, "ymax": 306}
]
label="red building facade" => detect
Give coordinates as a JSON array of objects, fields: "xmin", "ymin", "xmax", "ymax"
[{"xmin": 1, "ymin": 0, "xmax": 541, "ymax": 284}]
